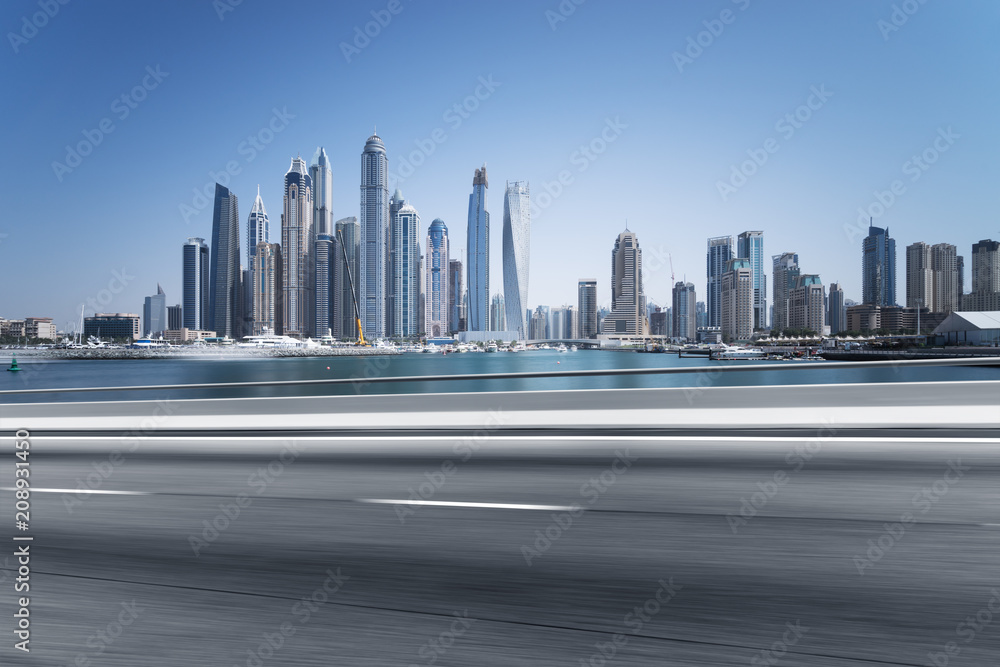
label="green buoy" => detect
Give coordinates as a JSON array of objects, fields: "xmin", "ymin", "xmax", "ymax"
[{"xmin": 7, "ymin": 355, "xmax": 21, "ymax": 372}]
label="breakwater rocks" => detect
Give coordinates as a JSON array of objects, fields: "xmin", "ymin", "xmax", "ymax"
[{"xmin": 3, "ymin": 347, "xmax": 400, "ymax": 361}]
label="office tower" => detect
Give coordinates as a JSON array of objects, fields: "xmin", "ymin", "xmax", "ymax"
[
  {"xmin": 828, "ymin": 282, "xmax": 845, "ymax": 334},
  {"xmin": 334, "ymin": 217, "xmax": 360, "ymax": 339},
  {"xmin": 390, "ymin": 196, "xmax": 420, "ymax": 337},
  {"xmin": 772, "ymin": 252, "xmax": 800, "ymax": 333},
  {"xmin": 971, "ymin": 239, "xmax": 1000, "ymax": 294},
  {"xmin": 467, "ymin": 165, "xmax": 489, "ymax": 331},
  {"xmin": 906, "ymin": 242, "xmax": 932, "ymax": 310},
  {"xmin": 578, "ymin": 279, "xmax": 598, "ymax": 339},
  {"xmin": 502, "ymin": 180, "xmax": 530, "ymax": 339},
  {"xmin": 387, "ymin": 189, "xmax": 405, "ymax": 336},
  {"xmin": 281, "ymin": 156, "xmax": 313, "ymax": 337},
  {"xmin": 252, "ymin": 242, "xmax": 282, "ymax": 335},
  {"xmin": 311, "ymin": 148, "xmax": 333, "ymax": 236},
  {"xmin": 424, "ymin": 219, "xmax": 449, "ymax": 338},
  {"xmin": 182, "ymin": 237, "xmax": 210, "ymax": 330},
  {"xmin": 360, "ymin": 132, "xmax": 389, "ymax": 337},
  {"xmin": 143, "ymin": 284, "xmax": 167, "ymax": 336},
  {"xmin": 737, "ymin": 231, "xmax": 766, "ymax": 330},
  {"xmin": 602, "ymin": 230, "xmax": 646, "ymax": 335},
  {"xmin": 417, "ymin": 244, "xmax": 425, "ymax": 336},
  {"xmin": 695, "ymin": 301, "xmax": 707, "ymax": 329},
  {"xmin": 209, "ymin": 183, "xmax": 240, "ymax": 338},
  {"xmin": 789, "ymin": 275, "xmax": 825, "ymax": 333},
  {"xmin": 247, "ymin": 186, "xmax": 269, "ymax": 265},
  {"xmin": 448, "ymin": 260, "xmax": 463, "ymax": 334},
  {"xmin": 530, "ymin": 307, "xmax": 546, "ymax": 340},
  {"xmin": 862, "ymin": 223, "xmax": 896, "ymax": 306},
  {"xmin": 167, "ymin": 304, "xmax": 182, "ymax": 331},
  {"xmin": 957, "ymin": 255, "xmax": 965, "ymax": 296},
  {"xmin": 672, "ymin": 281, "xmax": 696, "ymax": 341},
  {"xmin": 721, "ymin": 258, "xmax": 753, "ymax": 342},
  {"xmin": 314, "ymin": 231, "xmax": 333, "ymax": 337},
  {"xmin": 564, "ymin": 305, "xmax": 577, "ymax": 339},
  {"xmin": 706, "ymin": 236, "xmax": 733, "ymax": 328},
  {"xmin": 649, "ymin": 307, "xmax": 668, "ymax": 336},
  {"xmin": 490, "ymin": 293, "xmax": 506, "ymax": 331},
  {"xmin": 930, "ymin": 243, "xmax": 959, "ymax": 314}
]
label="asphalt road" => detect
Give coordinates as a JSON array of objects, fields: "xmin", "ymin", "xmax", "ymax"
[{"xmin": 2, "ymin": 434, "xmax": 999, "ymax": 666}]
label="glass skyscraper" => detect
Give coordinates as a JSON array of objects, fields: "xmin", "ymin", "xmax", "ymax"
[
  {"xmin": 247, "ymin": 186, "xmax": 269, "ymax": 265},
  {"xmin": 737, "ymin": 230, "xmax": 766, "ymax": 330},
  {"xmin": 448, "ymin": 259, "xmax": 463, "ymax": 334},
  {"xmin": 391, "ymin": 196, "xmax": 420, "ymax": 338},
  {"xmin": 466, "ymin": 165, "xmax": 489, "ymax": 331},
  {"xmin": 282, "ymin": 156, "xmax": 313, "ymax": 337},
  {"xmin": 862, "ymin": 223, "xmax": 896, "ymax": 307},
  {"xmin": 361, "ymin": 132, "xmax": 389, "ymax": 338},
  {"xmin": 602, "ymin": 230, "xmax": 646, "ymax": 335},
  {"xmin": 425, "ymin": 219, "xmax": 450, "ymax": 338},
  {"xmin": 772, "ymin": 252, "xmax": 800, "ymax": 333},
  {"xmin": 311, "ymin": 147, "xmax": 333, "ymax": 337},
  {"xmin": 334, "ymin": 217, "xmax": 360, "ymax": 340},
  {"xmin": 578, "ymin": 279, "xmax": 598, "ymax": 339},
  {"xmin": 502, "ymin": 180, "xmax": 530, "ymax": 340},
  {"xmin": 706, "ymin": 236, "xmax": 733, "ymax": 328},
  {"xmin": 143, "ymin": 284, "xmax": 167, "ymax": 336},
  {"xmin": 209, "ymin": 183, "xmax": 240, "ymax": 338},
  {"xmin": 182, "ymin": 237, "xmax": 209, "ymax": 330},
  {"xmin": 672, "ymin": 281, "xmax": 696, "ymax": 341}
]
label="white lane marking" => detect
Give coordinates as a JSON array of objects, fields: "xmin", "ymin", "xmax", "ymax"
[
  {"xmin": 357, "ymin": 499, "xmax": 582, "ymax": 511},
  {"xmin": 1, "ymin": 488, "xmax": 149, "ymax": 495}
]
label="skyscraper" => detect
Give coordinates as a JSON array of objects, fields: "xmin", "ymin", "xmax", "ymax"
[
  {"xmin": 828, "ymin": 282, "xmax": 845, "ymax": 334},
  {"xmin": 706, "ymin": 236, "xmax": 733, "ymax": 328},
  {"xmin": 143, "ymin": 284, "xmax": 167, "ymax": 337},
  {"xmin": 737, "ymin": 231, "xmax": 766, "ymax": 330},
  {"xmin": 334, "ymin": 217, "xmax": 360, "ymax": 340},
  {"xmin": 602, "ymin": 230, "xmax": 646, "ymax": 335},
  {"xmin": 789, "ymin": 275, "xmax": 825, "ymax": 333},
  {"xmin": 906, "ymin": 242, "xmax": 932, "ymax": 310},
  {"xmin": 281, "ymin": 156, "xmax": 313, "ymax": 337},
  {"xmin": 672, "ymin": 281, "xmax": 696, "ymax": 341},
  {"xmin": 247, "ymin": 186, "xmax": 269, "ymax": 265},
  {"xmin": 467, "ymin": 165, "xmax": 489, "ymax": 331},
  {"xmin": 490, "ymin": 293, "xmax": 506, "ymax": 331},
  {"xmin": 252, "ymin": 242, "xmax": 282, "ymax": 335},
  {"xmin": 209, "ymin": 183, "xmax": 240, "ymax": 338},
  {"xmin": 425, "ymin": 219, "xmax": 449, "ymax": 338},
  {"xmin": 361, "ymin": 132, "xmax": 389, "ymax": 338},
  {"xmin": 502, "ymin": 180, "xmax": 529, "ymax": 340},
  {"xmin": 862, "ymin": 223, "xmax": 896, "ymax": 307},
  {"xmin": 720, "ymin": 258, "xmax": 753, "ymax": 342},
  {"xmin": 167, "ymin": 304, "xmax": 182, "ymax": 331},
  {"xmin": 971, "ymin": 239, "xmax": 1000, "ymax": 294},
  {"xmin": 930, "ymin": 243, "xmax": 959, "ymax": 314},
  {"xmin": 391, "ymin": 196, "xmax": 420, "ymax": 337},
  {"xmin": 311, "ymin": 148, "xmax": 333, "ymax": 337},
  {"xmin": 448, "ymin": 259, "xmax": 463, "ymax": 334},
  {"xmin": 182, "ymin": 237, "xmax": 210, "ymax": 330},
  {"xmin": 578, "ymin": 279, "xmax": 598, "ymax": 339},
  {"xmin": 772, "ymin": 252, "xmax": 800, "ymax": 333}
]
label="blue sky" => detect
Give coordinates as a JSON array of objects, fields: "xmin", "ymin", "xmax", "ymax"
[{"xmin": 2, "ymin": 0, "xmax": 998, "ymax": 330}]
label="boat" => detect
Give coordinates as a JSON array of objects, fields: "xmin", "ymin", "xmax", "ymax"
[
  {"xmin": 710, "ymin": 346, "xmax": 767, "ymax": 360},
  {"xmin": 556, "ymin": 343, "xmax": 568, "ymax": 353},
  {"xmin": 238, "ymin": 329, "xmax": 311, "ymax": 348},
  {"xmin": 485, "ymin": 343, "xmax": 498, "ymax": 353},
  {"xmin": 570, "ymin": 345, "xmax": 578, "ymax": 352}
]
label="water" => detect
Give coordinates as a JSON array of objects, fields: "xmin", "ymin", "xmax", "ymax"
[{"xmin": 0, "ymin": 349, "xmax": 994, "ymax": 403}]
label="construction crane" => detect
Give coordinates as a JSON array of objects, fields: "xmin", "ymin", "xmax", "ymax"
[
  {"xmin": 669, "ymin": 253, "xmax": 675, "ymax": 284},
  {"xmin": 337, "ymin": 229, "xmax": 366, "ymax": 346}
]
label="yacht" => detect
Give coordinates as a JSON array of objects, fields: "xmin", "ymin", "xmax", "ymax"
[
  {"xmin": 239, "ymin": 329, "xmax": 310, "ymax": 348},
  {"xmin": 710, "ymin": 346, "xmax": 767, "ymax": 360},
  {"xmin": 485, "ymin": 343, "xmax": 498, "ymax": 353},
  {"xmin": 556, "ymin": 343, "xmax": 568, "ymax": 352}
]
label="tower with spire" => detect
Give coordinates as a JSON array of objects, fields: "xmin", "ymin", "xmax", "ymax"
[{"xmin": 360, "ymin": 131, "xmax": 389, "ymax": 338}]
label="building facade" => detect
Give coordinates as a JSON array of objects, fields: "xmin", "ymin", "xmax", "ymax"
[
  {"xmin": 602, "ymin": 230, "xmax": 646, "ymax": 335},
  {"xmin": 788, "ymin": 275, "xmax": 825, "ymax": 333},
  {"xmin": 906, "ymin": 242, "xmax": 932, "ymax": 310},
  {"xmin": 578, "ymin": 279, "xmax": 598, "ymax": 339},
  {"xmin": 706, "ymin": 236, "xmax": 733, "ymax": 328},
  {"xmin": 720, "ymin": 258, "xmax": 753, "ymax": 342},
  {"xmin": 182, "ymin": 237, "xmax": 210, "ymax": 330},
  {"xmin": 334, "ymin": 217, "xmax": 360, "ymax": 340},
  {"xmin": 466, "ymin": 165, "xmax": 490, "ymax": 331},
  {"xmin": 672, "ymin": 281, "xmax": 696, "ymax": 341},
  {"xmin": 209, "ymin": 183, "xmax": 240, "ymax": 338},
  {"xmin": 424, "ymin": 219, "xmax": 450, "ymax": 338},
  {"xmin": 360, "ymin": 133, "xmax": 389, "ymax": 338},
  {"xmin": 83, "ymin": 313, "xmax": 141, "ymax": 341},
  {"xmin": 771, "ymin": 252, "xmax": 800, "ymax": 333},
  {"xmin": 448, "ymin": 259, "xmax": 464, "ymax": 334},
  {"xmin": 972, "ymin": 239, "xmax": 1000, "ymax": 294},
  {"xmin": 281, "ymin": 156, "xmax": 313, "ymax": 337},
  {"xmin": 737, "ymin": 230, "xmax": 767, "ymax": 330},
  {"xmin": 490, "ymin": 293, "xmax": 506, "ymax": 331},
  {"xmin": 862, "ymin": 223, "xmax": 896, "ymax": 307},
  {"xmin": 391, "ymin": 199, "xmax": 420, "ymax": 338},
  {"xmin": 143, "ymin": 284, "xmax": 167, "ymax": 336},
  {"xmin": 502, "ymin": 180, "xmax": 530, "ymax": 340},
  {"xmin": 828, "ymin": 282, "xmax": 845, "ymax": 334},
  {"xmin": 252, "ymin": 242, "xmax": 282, "ymax": 335},
  {"xmin": 247, "ymin": 186, "xmax": 269, "ymax": 265}
]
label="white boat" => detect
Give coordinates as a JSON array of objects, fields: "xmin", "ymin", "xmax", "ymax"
[
  {"xmin": 485, "ymin": 343, "xmax": 498, "ymax": 353},
  {"xmin": 570, "ymin": 345, "xmax": 578, "ymax": 352},
  {"xmin": 711, "ymin": 346, "xmax": 767, "ymax": 360},
  {"xmin": 556, "ymin": 343, "xmax": 568, "ymax": 352},
  {"xmin": 238, "ymin": 329, "xmax": 312, "ymax": 348}
]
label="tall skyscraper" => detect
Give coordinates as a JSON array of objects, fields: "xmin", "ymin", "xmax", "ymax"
[
  {"xmin": 281, "ymin": 156, "xmax": 313, "ymax": 337},
  {"xmin": 971, "ymin": 239, "xmax": 1000, "ymax": 294},
  {"xmin": 209, "ymin": 183, "xmax": 240, "ymax": 338},
  {"xmin": 466, "ymin": 165, "xmax": 489, "ymax": 331},
  {"xmin": 862, "ymin": 223, "xmax": 896, "ymax": 307},
  {"xmin": 425, "ymin": 218, "xmax": 449, "ymax": 338},
  {"xmin": 828, "ymin": 282, "xmax": 845, "ymax": 334},
  {"xmin": 706, "ymin": 236, "xmax": 733, "ymax": 328},
  {"xmin": 333, "ymin": 217, "xmax": 360, "ymax": 340},
  {"xmin": 143, "ymin": 284, "xmax": 167, "ymax": 336},
  {"xmin": 448, "ymin": 260, "xmax": 463, "ymax": 334},
  {"xmin": 772, "ymin": 252, "xmax": 800, "ymax": 333},
  {"xmin": 182, "ymin": 237, "xmax": 210, "ymax": 330},
  {"xmin": 720, "ymin": 258, "xmax": 753, "ymax": 342},
  {"xmin": 247, "ymin": 186, "xmax": 269, "ymax": 265},
  {"xmin": 672, "ymin": 281, "xmax": 696, "ymax": 341},
  {"xmin": 737, "ymin": 231, "xmax": 766, "ymax": 330},
  {"xmin": 930, "ymin": 243, "xmax": 959, "ymax": 314},
  {"xmin": 167, "ymin": 304, "xmax": 182, "ymax": 331},
  {"xmin": 311, "ymin": 148, "xmax": 333, "ymax": 337},
  {"xmin": 361, "ymin": 132, "xmax": 389, "ymax": 338},
  {"xmin": 252, "ymin": 242, "xmax": 282, "ymax": 335},
  {"xmin": 390, "ymin": 196, "xmax": 420, "ymax": 338},
  {"xmin": 578, "ymin": 279, "xmax": 598, "ymax": 339},
  {"xmin": 311, "ymin": 147, "xmax": 333, "ymax": 236},
  {"xmin": 789, "ymin": 275, "xmax": 825, "ymax": 333},
  {"xmin": 906, "ymin": 242, "xmax": 932, "ymax": 310},
  {"xmin": 602, "ymin": 230, "xmax": 646, "ymax": 335},
  {"xmin": 502, "ymin": 180, "xmax": 529, "ymax": 340},
  {"xmin": 490, "ymin": 293, "xmax": 506, "ymax": 331}
]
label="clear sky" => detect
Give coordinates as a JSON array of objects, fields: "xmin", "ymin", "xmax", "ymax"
[{"xmin": 2, "ymin": 0, "xmax": 998, "ymax": 330}]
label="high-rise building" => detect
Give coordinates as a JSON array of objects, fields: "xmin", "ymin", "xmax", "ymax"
[
  {"xmin": 706, "ymin": 236, "xmax": 733, "ymax": 328},
  {"xmin": 695, "ymin": 301, "xmax": 707, "ymax": 330},
  {"xmin": 563, "ymin": 305, "xmax": 577, "ymax": 339},
  {"xmin": 577, "ymin": 279, "xmax": 598, "ymax": 339},
  {"xmin": 281, "ymin": 156, "xmax": 313, "ymax": 337},
  {"xmin": 182, "ymin": 237, "xmax": 210, "ymax": 330},
  {"xmin": 247, "ymin": 186, "xmax": 269, "ymax": 265},
  {"xmin": 334, "ymin": 217, "xmax": 360, "ymax": 340},
  {"xmin": 862, "ymin": 223, "xmax": 896, "ymax": 307},
  {"xmin": 314, "ymin": 231, "xmax": 333, "ymax": 337},
  {"xmin": 672, "ymin": 281, "xmax": 696, "ymax": 341},
  {"xmin": 771, "ymin": 252, "xmax": 800, "ymax": 333},
  {"xmin": 252, "ymin": 242, "xmax": 282, "ymax": 335},
  {"xmin": 387, "ymin": 189, "xmax": 405, "ymax": 336},
  {"xmin": 649, "ymin": 307, "xmax": 668, "ymax": 336},
  {"xmin": 906, "ymin": 242, "xmax": 933, "ymax": 310},
  {"xmin": 502, "ymin": 180, "xmax": 529, "ymax": 339},
  {"xmin": 424, "ymin": 219, "xmax": 450, "ymax": 338},
  {"xmin": 602, "ymin": 230, "xmax": 646, "ymax": 335},
  {"xmin": 417, "ymin": 244, "xmax": 425, "ymax": 336},
  {"xmin": 209, "ymin": 183, "xmax": 240, "ymax": 338},
  {"xmin": 167, "ymin": 304, "xmax": 182, "ymax": 331},
  {"xmin": 720, "ymin": 258, "xmax": 753, "ymax": 342},
  {"xmin": 361, "ymin": 132, "xmax": 389, "ymax": 338},
  {"xmin": 971, "ymin": 239, "xmax": 1000, "ymax": 294},
  {"xmin": 466, "ymin": 165, "xmax": 490, "ymax": 331},
  {"xmin": 530, "ymin": 307, "xmax": 547, "ymax": 340},
  {"xmin": 931, "ymin": 243, "xmax": 959, "ymax": 314},
  {"xmin": 391, "ymin": 196, "xmax": 420, "ymax": 338},
  {"xmin": 789, "ymin": 275, "xmax": 825, "ymax": 333},
  {"xmin": 828, "ymin": 282, "xmax": 845, "ymax": 334},
  {"xmin": 490, "ymin": 293, "xmax": 506, "ymax": 331},
  {"xmin": 957, "ymin": 255, "xmax": 965, "ymax": 297},
  {"xmin": 737, "ymin": 231, "xmax": 766, "ymax": 330},
  {"xmin": 143, "ymin": 284, "xmax": 167, "ymax": 336},
  {"xmin": 448, "ymin": 260, "xmax": 463, "ymax": 334}
]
